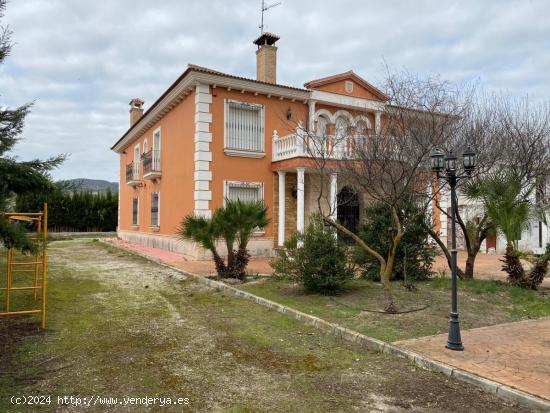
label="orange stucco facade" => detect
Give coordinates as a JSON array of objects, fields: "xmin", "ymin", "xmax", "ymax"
[
  {"xmin": 112, "ymin": 37, "xmax": 440, "ymax": 258},
  {"xmin": 118, "ymin": 91, "xmax": 196, "ymax": 236}
]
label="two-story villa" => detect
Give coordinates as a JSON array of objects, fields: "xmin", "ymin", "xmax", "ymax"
[{"xmin": 111, "ymin": 33, "xmax": 400, "ymax": 259}]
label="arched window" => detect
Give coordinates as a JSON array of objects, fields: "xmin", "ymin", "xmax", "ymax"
[
  {"xmin": 317, "ymin": 115, "xmax": 329, "ymax": 136},
  {"xmin": 356, "ymin": 121, "xmax": 368, "ymax": 137},
  {"xmin": 335, "ymin": 116, "xmax": 350, "ymax": 138}
]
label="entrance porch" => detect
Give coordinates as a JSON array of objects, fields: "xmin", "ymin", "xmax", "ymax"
[{"xmin": 273, "ymin": 167, "xmax": 363, "ymax": 246}]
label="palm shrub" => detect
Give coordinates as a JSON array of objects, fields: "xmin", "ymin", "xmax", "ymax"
[
  {"xmin": 271, "ymin": 214, "xmax": 354, "ymax": 294},
  {"xmin": 179, "ymin": 215, "xmax": 227, "ymax": 276},
  {"xmin": 353, "ymin": 201, "xmax": 436, "ymax": 282},
  {"xmin": 179, "ymin": 199, "xmax": 269, "ymax": 280},
  {"xmin": 472, "ymin": 171, "xmax": 548, "ymax": 289}
]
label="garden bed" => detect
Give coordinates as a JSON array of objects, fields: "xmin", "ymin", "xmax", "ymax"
[{"xmin": 240, "ymin": 277, "xmax": 550, "ymax": 342}]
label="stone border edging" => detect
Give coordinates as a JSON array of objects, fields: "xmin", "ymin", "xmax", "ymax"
[{"xmin": 101, "ymin": 239, "xmax": 550, "ymax": 412}]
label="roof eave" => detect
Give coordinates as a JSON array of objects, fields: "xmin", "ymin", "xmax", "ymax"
[{"xmin": 111, "ymin": 67, "xmax": 310, "ymax": 153}]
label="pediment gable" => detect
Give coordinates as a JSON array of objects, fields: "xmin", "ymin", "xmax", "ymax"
[{"xmin": 304, "ymin": 71, "xmax": 388, "ymax": 102}]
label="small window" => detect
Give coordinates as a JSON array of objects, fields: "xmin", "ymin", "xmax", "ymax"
[
  {"xmin": 345, "ymin": 80, "xmax": 354, "ymax": 93},
  {"xmin": 151, "ymin": 192, "xmax": 159, "ymax": 227},
  {"xmin": 224, "ymin": 181, "xmax": 264, "ymax": 203},
  {"xmin": 224, "ymin": 100, "xmax": 264, "ymax": 154},
  {"xmin": 132, "ymin": 197, "xmax": 139, "ymax": 225}
]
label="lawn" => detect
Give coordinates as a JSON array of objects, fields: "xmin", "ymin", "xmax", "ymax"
[
  {"xmin": 240, "ymin": 276, "xmax": 550, "ymax": 343},
  {"xmin": 0, "ymin": 240, "xmax": 528, "ymax": 412}
]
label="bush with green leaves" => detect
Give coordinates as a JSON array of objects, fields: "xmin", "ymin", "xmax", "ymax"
[
  {"xmin": 353, "ymin": 202, "xmax": 437, "ymax": 282},
  {"xmin": 16, "ymin": 189, "xmax": 118, "ymax": 232},
  {"xmin": 179, "ymin": 199, "xmax": 269, "ymax": 280},
  {"xmin": 271, "ymin": 215, "xmax": 354, "ymax": 294}
]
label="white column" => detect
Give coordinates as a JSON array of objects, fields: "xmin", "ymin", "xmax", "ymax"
[
  {"xmin": 329, "ymin": 172, "xmax": 337, "ymax": 221},
  {"xmin": 375, "ymin": 111, "xmax": 382, "ymax": 135},
  {"xmin": 308, "ymin": 100, "xmax": 316, "ymax": 132},
  {"xmin": 277, "ymin": 171, "xmax": 286, "ymax": 247},
  {"xmin": 296, "ymin": 167, "xmax": 305, "ymax": 238}
]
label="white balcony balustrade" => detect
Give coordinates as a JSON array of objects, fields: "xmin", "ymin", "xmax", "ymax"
[{"xmin": 272, "ymin": 129, "xmax": 369, "ymax": 162}]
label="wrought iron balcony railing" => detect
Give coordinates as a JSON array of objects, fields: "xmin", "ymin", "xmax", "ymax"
[
  {"xmin": 142, "ymin": 149, "xmax": 161, "ymax": 179},
  {"xmin": 125, "ymin": 162, "xmax": 140, "ymax": 185}
]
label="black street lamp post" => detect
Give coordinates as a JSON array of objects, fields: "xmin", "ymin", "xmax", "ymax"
[{"xmin": 430, "ymin": 147, "xmax": 476, "ymax": 351}]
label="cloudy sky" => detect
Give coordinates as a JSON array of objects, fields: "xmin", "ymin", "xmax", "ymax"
[{"xmin": 1, "ymin": 0, "xmax": 549, "ymax": 182}]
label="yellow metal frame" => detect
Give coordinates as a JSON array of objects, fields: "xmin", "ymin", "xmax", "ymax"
[{"xmin": 0, "ymin": 203, "xmax": 48, "ymax": 328}]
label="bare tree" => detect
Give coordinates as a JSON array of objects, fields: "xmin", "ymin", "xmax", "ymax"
[
  {"xmin": 289, "ymin": 70, "xmax": 470, "ymax": 299},
  {"xmin": 428, "ymin": 94, "xmax": 550, "ymax": 279}
]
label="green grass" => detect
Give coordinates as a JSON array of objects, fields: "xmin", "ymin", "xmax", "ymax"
[
  {"xmin": 0, "ymin": 241, "xmax": 532, "ymax": 412},
  {"xmin": 240, "ymin": 276, "xmax": 550, "ymax": 343}
]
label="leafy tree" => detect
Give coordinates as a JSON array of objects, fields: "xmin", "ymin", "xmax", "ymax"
[
  {"xmin": 16, "ymin": 188, "xmax": 117, "ymax": 232},
  {"xmin": 179, "ymin": 200, "xmax": 269, "ymax": 280},
  {"xmin": 353, "ymin": 201, "xmax": 437, "ymax": 282},
  {"xmin": 0, "ymin": 0, "xmax": 64, "ymax": 250}
]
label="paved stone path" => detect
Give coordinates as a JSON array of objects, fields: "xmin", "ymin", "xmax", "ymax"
[
  {"xmin": 395, "ymin": 318, "xmax": 550, "ymax": 400},
  {"xmin": 109, "ymin": 239, "xmax": 550, "ymax": 287},
  {"xmin": 434, "ymin": 251, "xmax": 550, "ymax": 288}
]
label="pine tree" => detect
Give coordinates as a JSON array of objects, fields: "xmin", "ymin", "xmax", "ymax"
[{"xmin": 0, "ymin": 0, "xmax": 64, "ymax": 250}]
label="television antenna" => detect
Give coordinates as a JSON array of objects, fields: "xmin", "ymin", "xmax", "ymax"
[{"xmin": 259, "ymin": 0, "xmax": 281, "ymax": 33}]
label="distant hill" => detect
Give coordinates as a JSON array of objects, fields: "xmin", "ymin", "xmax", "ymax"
[{"xmin": 59, "ymin": 179, "xmax": 118, "ymax": 193}]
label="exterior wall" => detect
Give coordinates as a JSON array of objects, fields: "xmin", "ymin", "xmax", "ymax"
[
  {"xmin": 118, "ymin": 91, "xmax": 196, "ymax": 237},
  {"xmin": 209, "ymin": 87, "xmax": 308, "ymax": 239},
  {"xmin": 313, "ymin": 80, "xmax": 384, "ymax": 101},
  {"xmin": 273, "ymin": 172, "xmax": 298, "ymax": 242}
]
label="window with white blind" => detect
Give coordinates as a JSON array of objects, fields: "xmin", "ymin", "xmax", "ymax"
[
  {"xmin": 224, "ymin": 181, "xmax": 264, "ymax": 204},
  {"xmin": 151, "ymin": 192, "xmax": 159, "ymax": 227},
  {"xmin": 132, "ymin": 197, "xmax": 139, "ymax": 225},
  {"xmin": 224, "ymin": 99, "xmax": 265, "ymax": 156}
]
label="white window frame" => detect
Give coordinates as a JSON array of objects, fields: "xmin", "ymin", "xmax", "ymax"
[
  {"xmin": 223, "ymin": 99, "xmax": 265, "ymax": 158},
  {"xmin": 132, "ymin": 196, "xmax": 139, "ymax": 226},
  {"xmin": 223, "ymin": 180, "xmax": 264, "ymax": 205},
  {"xmin": 133, "ymin": 144, "xmax": 140, "ymax": 179},
  {"xmin": 150, "ymin": 192, "xmax": 160, "ymax": 228},
  {"xmin": 152, "ymin": 127, "xmax": 161, "ymax": 171},
  {"xmin": 153, "ymin": 127, "xmax": 161, "ymax": 152}
]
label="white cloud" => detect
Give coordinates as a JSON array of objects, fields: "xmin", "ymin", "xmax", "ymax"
[{"xmin": 1, "ymin": 0, "xmax": 549, "ymax": 181}]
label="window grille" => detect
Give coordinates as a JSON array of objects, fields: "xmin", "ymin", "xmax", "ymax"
[{"xmin": 224, "ymin": 100, "xmax": 264, "ymax": 153}]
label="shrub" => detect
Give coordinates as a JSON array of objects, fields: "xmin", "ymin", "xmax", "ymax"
[
  {"xmin": 271, "ymin": 215, "xmax": 354, "ymax": 294},
  {"xmin": 353, "ymin": 202, "xmax": 437, "ymax": 282},
  {"xmin": 179, "ymin": 199, "xmax": 268, "ymax": 280}
]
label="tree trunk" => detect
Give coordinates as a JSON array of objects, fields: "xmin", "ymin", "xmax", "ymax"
[
  {"xmin": 212, "ymin": 251, "xmax": 228, "ymax": 278},
  {"xmin": 233, "ymin": 246, "xmax": 250, "ymax": 280},
  {"xmin": 501, "ymin": 242, "xmax": 525, "ymax": 286},
  {"xmin": 426, "ymin": 225, "xmax": 467, "ymax": 279}
]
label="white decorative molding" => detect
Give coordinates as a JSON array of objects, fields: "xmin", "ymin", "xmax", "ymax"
[
  {"xmin": 277, "ymin": 171, "xmax": 286, "ymax": 246},
  {"xmin": 375, "ymin": 111, "xmax": 382, "ymax": 134},
  {"xmin": 194, "ymin": 83, "xmax": 212, "ymax": 218},
  {"xmin": 354, "ymin": 114, "xmax": 372, "ymax": 129},
  {"xmin": 112, "ymin": 68, "xmax": 309, "ymax": 153},
  {"xmin": 310, "ymin": 89, "xmax": 386, "ymax": 113},
  {"xmin": 314, "ymin": 108, "xmax": 335, "ymax": 123},
  {"xmin": 333, "ymin": 109, "xmax": 355, "ymax": 125},
  {"xmin": 224, "ymin": 149, "xmax": 265, "ymax": 158}
]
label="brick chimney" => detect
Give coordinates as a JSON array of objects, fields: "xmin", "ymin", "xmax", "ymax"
[
  {"xmin": 253, "ymin": 32, "xmax": 279, "ymax": 84},
  {"xmin": 129, "ymin": 98, "xmax": 144, "ymax": 126}
]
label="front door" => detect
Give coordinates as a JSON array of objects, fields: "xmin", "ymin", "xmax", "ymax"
[{"xmin": 337, "ymin": 186, "xmax": 360, "ymax": 244}]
